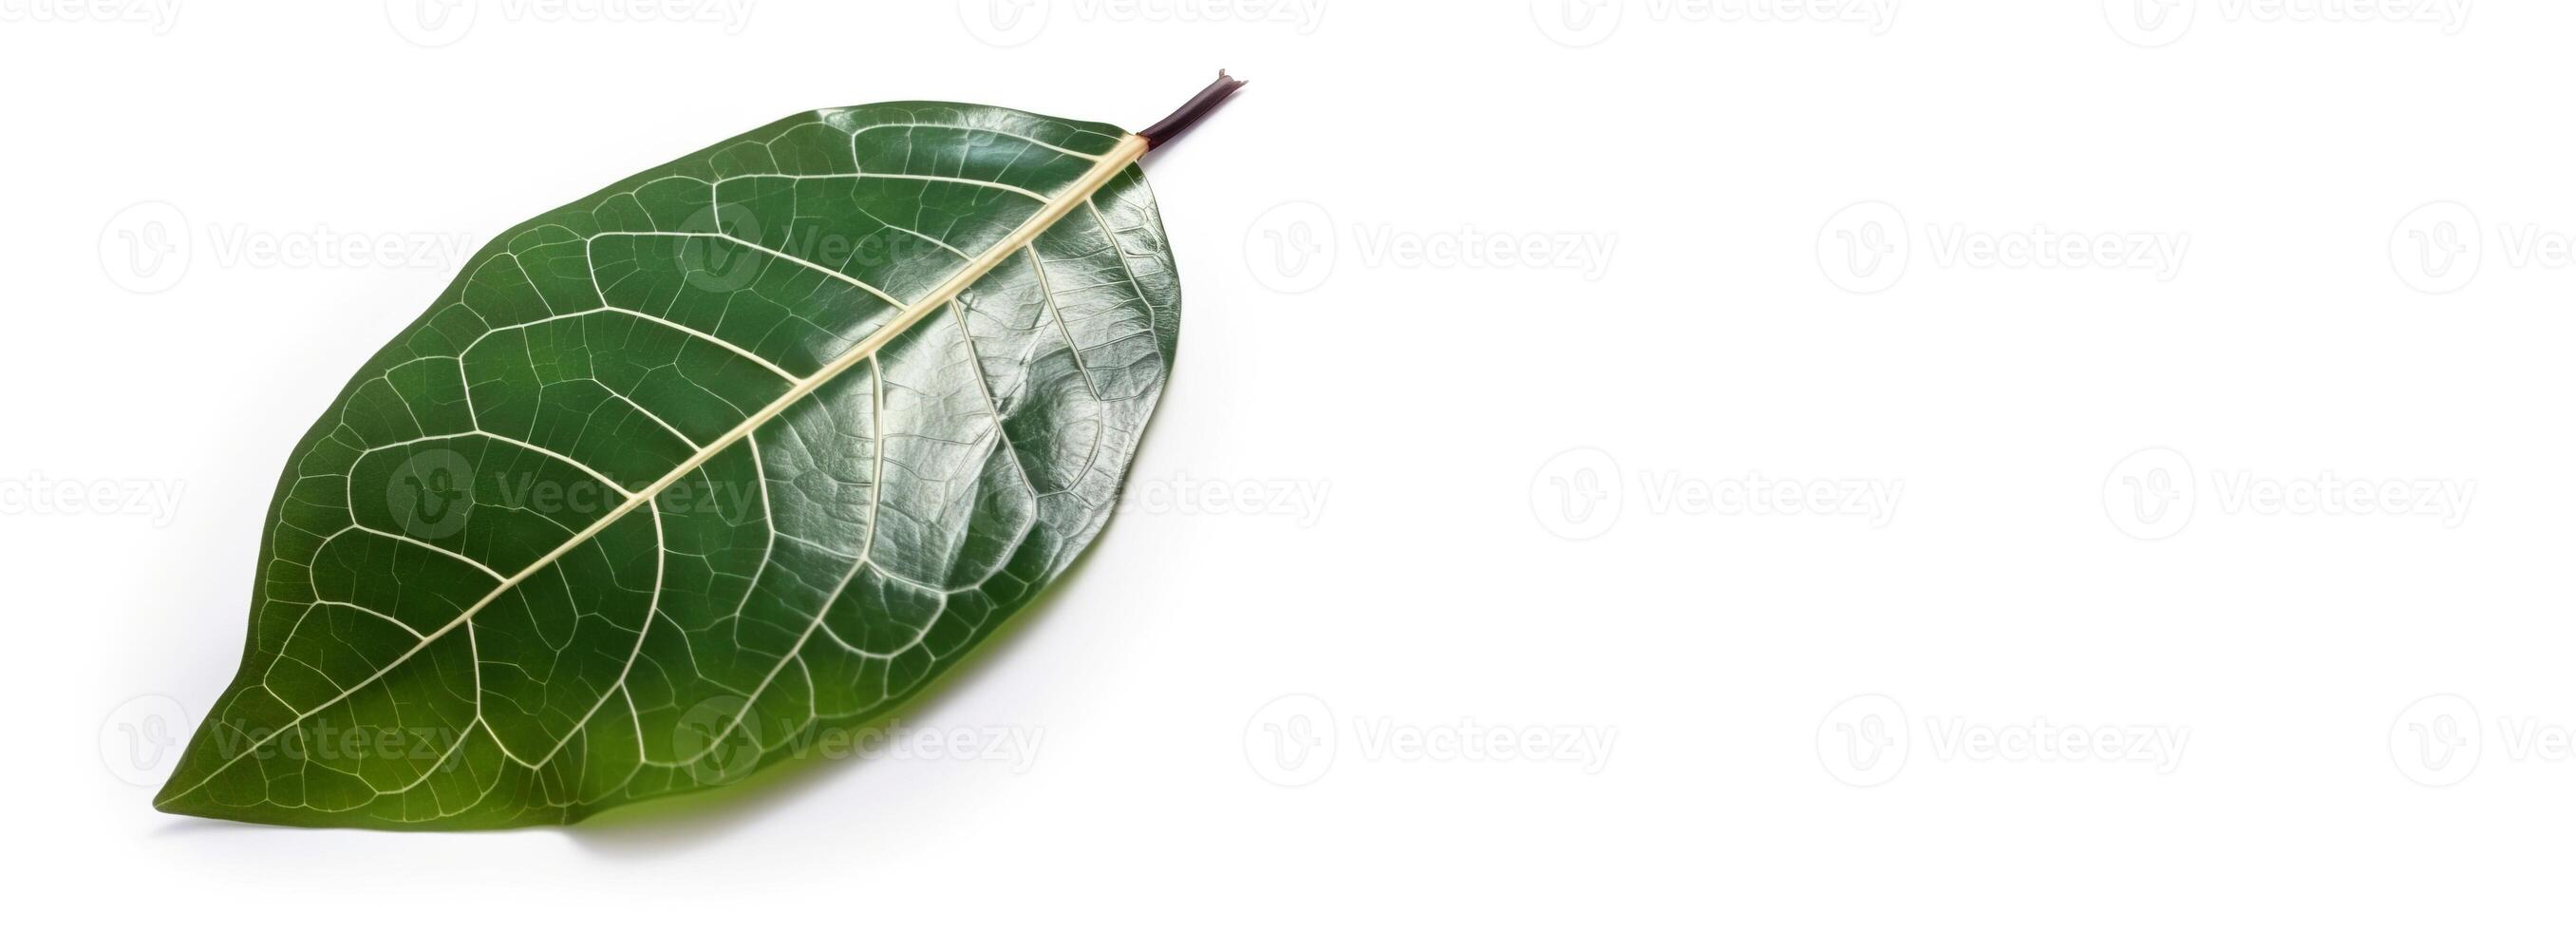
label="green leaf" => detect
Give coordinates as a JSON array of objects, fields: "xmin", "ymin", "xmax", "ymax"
[{"xmin": 156, "ymin": 100, "xmax": 1190, "ymax": 829}]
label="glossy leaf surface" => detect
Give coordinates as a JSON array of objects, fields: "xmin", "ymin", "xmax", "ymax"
[{"xmin": 156, "ymin": 103, "xmax": 1178, "ymax": 828}]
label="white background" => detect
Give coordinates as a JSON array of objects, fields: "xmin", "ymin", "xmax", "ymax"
[{"xmin": 4, "ymin": 0, "xmax": 2570, "ymax": 925}]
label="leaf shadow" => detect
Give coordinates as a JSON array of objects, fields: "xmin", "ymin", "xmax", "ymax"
[{"xmin": 150, "ymin": 816, "xmax": 283, "ymax": 839}]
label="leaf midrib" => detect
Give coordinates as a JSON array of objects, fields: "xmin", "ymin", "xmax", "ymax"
[{"xmin": 163, "ymin": 132, "xmax": 1150, "ymax": 804}]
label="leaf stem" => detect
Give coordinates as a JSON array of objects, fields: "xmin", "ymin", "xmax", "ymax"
[{"xmin": 1139, "ymin": 70, "xmax": 1247, "ymax": 150}]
